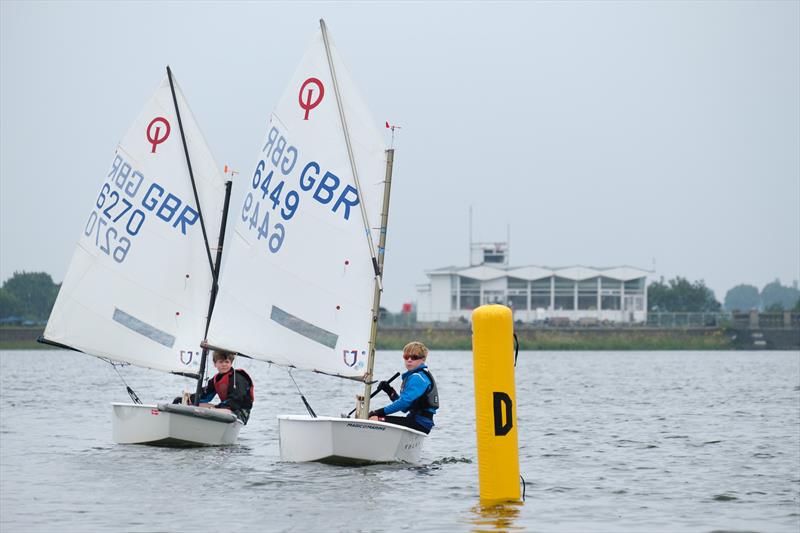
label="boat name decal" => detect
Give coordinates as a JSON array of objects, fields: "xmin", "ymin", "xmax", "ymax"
[{"xmin": 346, "ymin": 423, "xmax": 385, "ymax": 431}]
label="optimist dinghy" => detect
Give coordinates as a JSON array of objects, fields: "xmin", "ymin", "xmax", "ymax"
[
  {"xmin": 205, "ymin": 19, "xmax": 425, "ymax": 464},
  {"xmin": 42, "ymin": 67, "xmax": 241, "ymax": 447}
]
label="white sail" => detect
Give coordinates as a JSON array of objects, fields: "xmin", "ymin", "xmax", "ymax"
[
  {"xmin": 207, "ymin": 27, "xmax": 387, "ymax": 378},
  {"xmin": 44, "ymin": 72, "xmax": 227, "ymax": 375}
]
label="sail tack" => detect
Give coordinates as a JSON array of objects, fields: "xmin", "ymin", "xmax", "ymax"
[
  {"xmin": 44, "ymin": 73, "xmax": 227, "ymax": 375},
  {"xmin": 207, "ymin": 26, "xmax": 387, "ymax": 378}
]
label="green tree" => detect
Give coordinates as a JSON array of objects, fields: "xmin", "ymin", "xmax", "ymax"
[
  {"xmin": 648, "ymin": 276, "xmax": 721, "ymax": 312},
  {"xmin": 2, "ymin": 272, "xmax": 59, "ymax": 320},
  {"xmin": 724, "ymin": 284, "xmax": 760, "ymax": 311},
  {"xmin": 0, "ymin": 288, "xmax": 23, "ymax": 318},
  {"xmin": 761, "ymin": 279, "xmax": 800, "ymax": 311}
]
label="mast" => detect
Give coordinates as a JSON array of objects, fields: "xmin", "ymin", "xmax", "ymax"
[
  {"xmin": 165, "ymin": 65, "xmax": 229, "ymax": 402},
  {"xmin": 360, "ymin": 149, "xmax": 395, "ymax": 418},
  {"xmin": 166, "ymin": 66, "xmax": 215, "ymax": 276},
  {"xmin": 193, "ymin": 180, "xmax": 232, "ymax": 401},
  {"xmin": 319, "ymin": 19, "xmax": 382, "ymax": 288}
]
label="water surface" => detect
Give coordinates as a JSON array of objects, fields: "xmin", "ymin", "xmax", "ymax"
[{"xmin": 1, "ymin": 350, "xmax": 798, "ymax": 532}]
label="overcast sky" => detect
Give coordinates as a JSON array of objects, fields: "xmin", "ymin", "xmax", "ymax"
[{"xmin": 1, "ymin": 1, "xmax": 798, "ymax": 311}]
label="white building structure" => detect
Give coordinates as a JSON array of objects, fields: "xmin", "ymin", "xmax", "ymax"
[{"xmin": 415, "ymin": 243, "xmax": 650, "ymax": 324}]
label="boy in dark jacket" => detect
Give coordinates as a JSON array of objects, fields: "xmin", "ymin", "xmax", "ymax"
[{"xmin": 175, "ymin": 350, "xmax": 254, "ymax": 424}]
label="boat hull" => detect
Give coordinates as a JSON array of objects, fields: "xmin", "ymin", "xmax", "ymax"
[
  {"xmin": 278, "ymin": 415, "xmax": 426, "ymax": 465},
  {"xmin": 112, "ymin": 403, "xmax": 243, "ymax": 447}
]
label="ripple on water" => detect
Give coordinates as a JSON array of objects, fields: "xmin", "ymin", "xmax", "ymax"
[
  {"xmin": 544, "ymin": 486, "xmax": 575, "ymax": 493},
  {"xmin": 3, "ymin": 349, "xmax": 799, "ymax": 532},
  {"xmin": 430, "ymin": 456, "xmax": 472, "ymax": 465}
]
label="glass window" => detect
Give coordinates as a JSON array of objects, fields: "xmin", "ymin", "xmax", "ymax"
[
  {"xmin": 508, "ymin": 295, "xmax": 527, "ymax": 309},
  {"xmin": 461, "ymin": 294, "xmax": 480, "ymax": 310},
  {"xmin": 578, "ymin": 277, "xmax": 598, "ymax": 310},
  {"xmin": 531, "ymin": 278, "xmax": 551, "ymax": 309},
  {"xmin": 600, "ymin": 277, "xmax": 621, "ymax": 292},
  {"xmin": 554, "ymin": 276, "xmax": 574, "ymax": 310},
  {"xmin": 482, "ymin": 290, "xmax": 505, "ymax": 305},
  {"xmin": 506, "ymin": 277, "xmax": 527, "ymax": 310},
  {"xmin": 601, "ymin": 295, "xmax": 621, "ymax": 310},
  {"xmin": 600, "ymin": 277, "xmax": 621, "ymax": 310},
  {"xmin": 459, "ymin": 276, "xmax": 480, "ymax": 310},
  {"xmin": 507, "ymin": 277, "xmax": 527, "ymax": 290},
  {"xmin": 625, "ymin": 278, "xmax": 644, "ymax": 293}
]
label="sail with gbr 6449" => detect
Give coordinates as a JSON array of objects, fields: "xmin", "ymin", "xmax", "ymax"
[
  {"xmin": 206, "ymin": 23, "xmax": 387, "ymax": 379},
  {"xmin": 208, "ymin": 19, "xmax": 426, "ymax": 465}
]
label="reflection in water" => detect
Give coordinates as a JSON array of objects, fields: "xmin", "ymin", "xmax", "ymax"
[{"xmin": 469, "ymin": 500, "xmax": 524, "ymax": 532}]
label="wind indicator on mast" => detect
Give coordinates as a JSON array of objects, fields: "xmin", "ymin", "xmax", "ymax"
[
  {"xmin": 223, "ymin": 164, "xmax": 239, "ymax": 178},
  {"xmin": 385, "ymin": 120, "xmax": 402, "ymax": 148}
]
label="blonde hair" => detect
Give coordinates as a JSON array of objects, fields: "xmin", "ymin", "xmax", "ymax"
[
  {"xmin": 403, "ymin": 341, "xmax": 428, "ymax": 359},
  {"xmin": 212, "ymin": 350, "xmax": 235, "ymax": 363}
]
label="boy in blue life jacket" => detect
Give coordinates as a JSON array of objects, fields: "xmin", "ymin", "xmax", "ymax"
[
  {"xmin": 173, "ymin": 349, "xmax": 254, "ymax": 424},
  {"xmin": 368, "ymin": 341, "xmax": 438, "ymax": 434}
]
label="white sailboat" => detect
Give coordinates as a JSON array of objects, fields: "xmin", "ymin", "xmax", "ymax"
[
  {"xmin": 205, "ymin": 19, "xmax": 427, "ymax": 464},
  {"xmin": 42, "ymin": 67, "xmax": 243, "ymax": 447}
]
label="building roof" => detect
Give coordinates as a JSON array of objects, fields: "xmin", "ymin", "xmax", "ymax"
[{"xmin": 426, "ymin": 264, "xmax": 651, "ymax": 281}]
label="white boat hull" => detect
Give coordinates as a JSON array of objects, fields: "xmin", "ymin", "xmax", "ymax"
[
  {"xmin": 112, "ymin": 403, "xmax": 243, "ymax": 447},
  {"xmin": 278, "ymin": 415, "xmax": 426, "ymax": 465}
]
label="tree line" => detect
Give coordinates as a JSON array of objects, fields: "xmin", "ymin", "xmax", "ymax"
[
  {"xmin": 0, "ymin": 271, "xmax": 798, "ymax": 324},
  {"xmin": 0, "ymin": 272, "xmax": 60, "ymax": 323},
  {"xmin": 648, "ymin": 276, "xmax": 800, "ymax": 313},
  {"xmin": 722, "ymin": 280, "xmax": 800, "ymax": 313}
]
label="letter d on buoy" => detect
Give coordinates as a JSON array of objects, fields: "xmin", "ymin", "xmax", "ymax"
[{"xmin": 472, "ymin": 304, "xmax": 520, "ymax": 503}]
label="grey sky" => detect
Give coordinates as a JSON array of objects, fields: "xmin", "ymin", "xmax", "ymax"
[{"xmin": 1, "ymin": 1, "xmax": 798, "ymax": 311}]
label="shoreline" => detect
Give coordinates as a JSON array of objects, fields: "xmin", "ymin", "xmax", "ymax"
[{"xmin": 4, "ymin": 325, "xmax": 798, "ymax": 351}]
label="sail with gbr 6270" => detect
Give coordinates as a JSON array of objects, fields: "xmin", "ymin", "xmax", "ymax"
[{"xmin": 43, "ymin": 69, "xmax": 242, "ymax": 446}]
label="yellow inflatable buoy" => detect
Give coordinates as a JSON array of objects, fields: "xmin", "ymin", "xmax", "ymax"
[{"xmin": 472, "ymin": 304, "xmax": 520, "ymax": 503}]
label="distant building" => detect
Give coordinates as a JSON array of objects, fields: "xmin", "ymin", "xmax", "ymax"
[{"xmin": 415, "ymin": 242, "xmax": 650, "ymax": 324}]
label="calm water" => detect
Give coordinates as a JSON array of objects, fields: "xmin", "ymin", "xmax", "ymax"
[{"xmin": 1, "ymin": 349, "xmax": 798, "ymax": 532}]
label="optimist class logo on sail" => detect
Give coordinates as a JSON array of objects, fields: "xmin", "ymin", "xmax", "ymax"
[
  {"xmin": 299, "ymin": 77, "xmax": 324, "ymax": 120},
  {"xmin": 81, "ymin": 117, "xmax": 201, "ymax": 264},
  {"xmin": 146, "ymin": 117, "xmax": 171, "ymax": 153}
]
